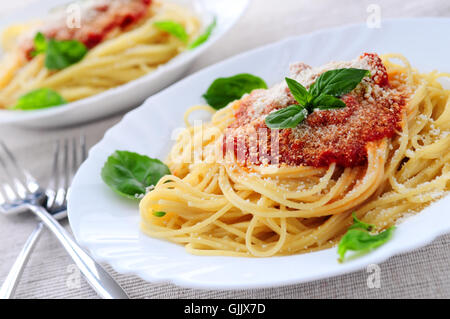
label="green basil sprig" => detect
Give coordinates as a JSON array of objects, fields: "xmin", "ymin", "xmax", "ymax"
[
  {"xmin": 309, "ymin": 68, "xmax": 372, "ymax": 97},
  {"xmin": 338, "ymin": 213, "xmax": 395, "ymax": 262},
  {"xmin": 203, "ymin": 73, "xmax": 267, "ymax": 110},
  {"xmin": 154, "ymin": 18, "xmax": 217, "ymax": 49},
  {"xmin": 31, "ymin": 32, "xmax": 88, "ymax": 70},
  {"xmin": 188, "ymin": 17, "xmax": 217, "ymax": 49},
  {"xmin": 265, "ymin": 105, "xmax": 308, "ymax": 129},
  {"xmin": 154, "ymin": 21, "xmax": 189, "ymax": 43},
  {"xmin": 101, "ymin": 151, "xmax": 170, "ymax": 200},
  {"xmin": 265, "ymin": 68, "xmax": 371, "ymax": 129},
  {"xmin": 153, "ymin": 211, "xmax": 167, "ymax": 217},
  {"xmin": 12, "ymin": 88, "xmax": 67, "ymax": 110},
  {"xmin": 31, "ymin": 32, "xmax": 47, "ymax": 57},
  {"xmin": 348, "ymin": 212, "xmax": 375, "ymax": 232}
]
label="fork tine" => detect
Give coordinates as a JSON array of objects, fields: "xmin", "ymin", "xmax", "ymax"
[
  {"xmin": 46, "ymin": 140, "xmax": 60, "ymax": 210},
  {"xmin": 54, "ymin": 139, "xmax": 68, "ymax": 209},
  {"xmin": 0, "ymin": 141, "xmax": 39, "ymax": 194},
  {"xmin": 0, "ymin": 145, "xmax": 24, "ymax": 200},
  {"xmin": 53, "ymin": 139, "xmax": 69, "ymax": 208},
  {"xmin": 72, "ymin": 135, "xmax": 87, "ymax": 177},
  {"xmin": 62, "ymin": 139, "xmax": 69, "ymax": 205},
  {"xmin": 81, "ymin": 134, "xmax": 87, "ymax": 162},
  {"xmin": 54, "ymin": 139, "xmax": 67, "ymax": 208},
  {"xmin": 66, "ymin": 136, "xmax": 86, "ymax": 206},
  {"xmin": 0, "ymin": 183, "xmax": 12, "ymax": 204},
  {"xmin": 0, "ymin": 156, "xmax": 17, "ymax": 200},
  {"xmin": 46, "ymin": 136, "xmax": 86, "ymax": 212},
  {"xmin": 0, "ymin": 189, "xmax": 6, "ymax": 205},
  {"xmin": 72, "ymin": 137, "xmax": 78, "ymax": 183}
]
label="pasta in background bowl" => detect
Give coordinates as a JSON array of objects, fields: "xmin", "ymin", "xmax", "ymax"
[{"xmin": 0, "ymin": 0, "xmax": 249, "ymax": 128}]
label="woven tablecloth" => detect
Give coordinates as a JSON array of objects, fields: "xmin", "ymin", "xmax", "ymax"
[{"xmin": 0, "ymin": 0, "xmax": 449, "ymax": 299}]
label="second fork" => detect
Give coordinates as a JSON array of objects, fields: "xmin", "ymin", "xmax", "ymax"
[
  {"xmin": 0, "ymin": 138, "xmax": 129, "ymax": 299},
  {"xmin": 0, "ymin": 138, "xmax": 83, "ymax": 299}
]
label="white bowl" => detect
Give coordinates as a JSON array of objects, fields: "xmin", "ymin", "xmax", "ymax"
[{"xmin": 0, "ymin": 0, "xmax": 250, "ymax": 128}]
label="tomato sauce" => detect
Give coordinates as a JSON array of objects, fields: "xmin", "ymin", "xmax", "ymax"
[
  {"xmin": 23, "ymin": 0, "xmax": 152, "ymax": 58},
  {"xmin": 224, "ymin": 53, "xmax": 409, "ymax": 168}
]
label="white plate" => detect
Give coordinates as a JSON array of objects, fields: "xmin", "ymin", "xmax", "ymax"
[
  {"xmin": 68, "ymin": 18, "xmax": 450, "ymax": 290},
  {"xmin": 0, "ymin": 0, "xmax": 249, "ymax": 128}
]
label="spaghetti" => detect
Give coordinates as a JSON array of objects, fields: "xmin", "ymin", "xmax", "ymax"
[
  {"xmin": 140, "ymin": 53, "xmax": 450, "ymax": 257},
  {"xmin": 0, "ymin": 0, "xmax": 201, "ymax": 108}
]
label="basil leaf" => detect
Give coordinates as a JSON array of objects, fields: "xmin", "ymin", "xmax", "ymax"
[
  {"xmin": 309, "ymin": 68, "xmax": 371, "ymax": 97},
  {"xmin": 265, "ymin": 105, "xmax": 308, "ymax": 129},
  {"xmin": 203, "ymin": 73, "xmax": 267, "ymax": 110},
  {"xmin": 154, "ymin": 21, "xmax": 188, "ymax": 43},
  {"xmin": 338, "ymin": 227, "xmax": 395, "ymax": 262},
  {"xmin": 29, "ymin": 33, "xmax": 88, "ymax": 70},
  {"xmin": 45, "ymin": 38, "xmax": 88, "ymax": 70},
  {"xmin": 285, "ymin": 77, "xmax": 312, "ymax": 107},
  {"xmin": 153, "ymin": 211, "xmax": 167, "ymax": 217},
  {"xmin": 101, "ymin": 151, "xmax": 170, "ymax": 199},
  {"xmin": 188, "ymin": 17, "xmax": 217, "ymax": 49},
  {"xmin": 349, "ymin": 213, "xmax": 375, "ymax": 231},
  {"xmin": 13, "ymin": 88, "xmax": 67, "ymax": 110},
  {"xmin": 314, "ymin": 94, "xmax": 346, "ymax": 110},
  {"xmin": 31, "ymin": 32, "xmax": 47, "ymax": 57},
  {"xmin": 264, "ymin": 68, "xmax": 370, "ymax": 130}
]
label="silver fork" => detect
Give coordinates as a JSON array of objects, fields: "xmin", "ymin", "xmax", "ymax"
[
  {"xmin": 0, "ymin": 139, "xmax": 81, "ymax": 299},
  {"xmin": 0, "ymin": 139, "xmax": 129, "ymax": 299}
]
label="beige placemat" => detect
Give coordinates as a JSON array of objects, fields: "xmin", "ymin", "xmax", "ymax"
[{"xmin": 1, "ymin": 0, "xmax": 449, "ymax": 299}]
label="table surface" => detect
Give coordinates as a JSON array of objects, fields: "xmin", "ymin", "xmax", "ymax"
[{"xmin": 0, "ymin": 0, "xmax": 449, "ymax": 299}]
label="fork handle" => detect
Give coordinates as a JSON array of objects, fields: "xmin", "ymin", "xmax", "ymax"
[
  {"xmin": 26, "ymin": 205, "xmax": 129, "ymax": 299},
  {"xmin": 0, "ymin": 223, "xmax": 44, "ymax": 299}
]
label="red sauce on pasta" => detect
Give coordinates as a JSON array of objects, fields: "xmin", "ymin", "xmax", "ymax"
[
  {"xmin": 23, "ymin": 0, "xmax": 152, "ymax": 58},
  {"xmin": 224, "ymin": 53, "xmax": 410, "ymax": 168}
]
